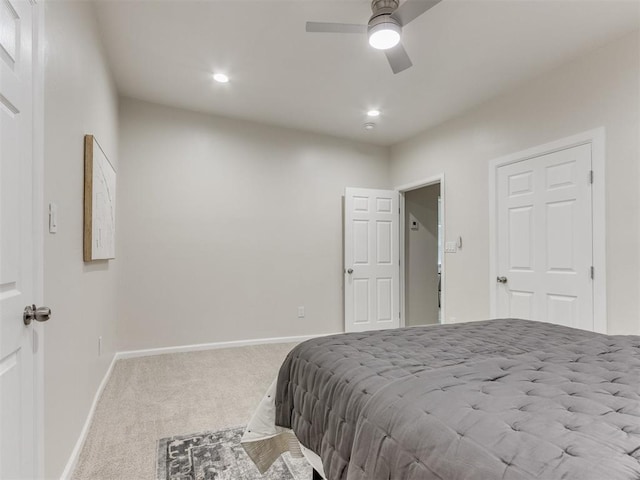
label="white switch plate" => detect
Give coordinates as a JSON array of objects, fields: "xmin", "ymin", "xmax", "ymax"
[
  {"xmin": 445, "ymin": 241, "xmax": 457, "ymax": 253},
  {"xmin": 49, "ymin": 203, "xmax": 58, "ymax": 233},
  {"xmin": 297, "ymin": 306, "xmax": 305, "ymax": 318}
]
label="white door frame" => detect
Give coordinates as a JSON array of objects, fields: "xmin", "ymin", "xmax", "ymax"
[
  {"xmin": 488, "ymin": 128, "xmax": 606, "ymax": 333},
  {"xmin": 396, "ymin": 174, "xmax": 446, "ymax": 327},
  {"xmin": 33, "ymin": 1, "xmax": 46, "ymax": 477}
]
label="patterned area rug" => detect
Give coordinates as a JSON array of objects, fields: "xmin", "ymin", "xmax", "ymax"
[{"xmin": 157, "ymin": 426, "xmax": 312, "ymax": 480}]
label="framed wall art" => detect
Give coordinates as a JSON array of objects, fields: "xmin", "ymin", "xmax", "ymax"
[{"xmin": 83, "ymin": 134, "xmax": 116, "ymax": 261}]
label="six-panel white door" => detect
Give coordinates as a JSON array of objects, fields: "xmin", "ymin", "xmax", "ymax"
[
  {"xmin": 496, "ymin": 144, "xmax": 594, "ymax": 330},
  {"xmin": 1, "ymin": 0, "xmax": 37, "ymax": 478},
  {"xmin": 344, "ymin": 188, "xmax": 399, "ymax": 332}
]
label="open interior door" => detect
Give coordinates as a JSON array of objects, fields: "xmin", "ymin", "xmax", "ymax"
[
  {"xmin": 344, "ymin": 188, "xmax": 399, "ymax": 332},
  {"xmin": 1, "ymin": 1, "xmax": 41, "ymax": 477}
]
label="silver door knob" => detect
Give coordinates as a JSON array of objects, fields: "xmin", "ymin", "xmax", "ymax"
[
  {"xmin": 496, "ymin": 276, "xmax": 508, "ymax": 284},
  {"xmin": 23, "ymin": 305, "xmax": 52, "ymax": 326},
  {"xmin": 346, "ymin": 268, "xmax": 354, "ymax": 274}
]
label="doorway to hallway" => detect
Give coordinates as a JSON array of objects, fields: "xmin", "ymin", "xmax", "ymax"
[{"xmin": 401, "ymin": 178, "xmax": 443, "ymax": 326}]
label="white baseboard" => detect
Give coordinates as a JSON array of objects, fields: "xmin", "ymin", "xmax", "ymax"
[
  {"xmin": 115, "ymin": 333, "xmax": 339, "ymax": 360},
  {"xmin": 59, "ymin": 332, "xmax": 338, "ymax": 479},
  {"xmin": 59, "ymin": 353, "xmax": 118, "ymax": 480}
]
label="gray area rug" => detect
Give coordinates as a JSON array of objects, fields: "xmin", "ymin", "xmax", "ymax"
[{"xmin": 157, "ymin": 426, "xmax": 312, "ymax": 480}]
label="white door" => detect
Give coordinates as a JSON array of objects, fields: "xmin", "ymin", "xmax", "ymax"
[
  {"xmin": 344, "ymin": 188, "xmax": 399, "ymax": 332},
  {"xmin": 495, "ymin": 144, "xmax": 594, "ymax": 330},
  {"xmin": 1, "ymin": 1, "xmax": 39, "ymax": 478}
]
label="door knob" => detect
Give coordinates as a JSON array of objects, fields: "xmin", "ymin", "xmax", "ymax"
[
  {"xmin": 496, "ymin": 276, "xmax": 508, "ymax": 284},
  {"xmin": 23, "ymin": 305, "xmax": 52, "ymax": 326},
  {"xmin": 346, "ymin": 268, "xmax": 354, "ymax": 274}
]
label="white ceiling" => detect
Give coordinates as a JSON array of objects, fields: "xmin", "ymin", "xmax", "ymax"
[{"xmin": 94, "ymin": 0, "xmax": 640, "ymax": 146}]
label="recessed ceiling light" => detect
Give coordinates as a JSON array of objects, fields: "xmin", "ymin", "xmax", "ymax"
[
  {"xmin": 364, "ymin": 123, "xmax": 376, "ymax": 131},
  {"xmin": 367, "ymin": 109, "xmax": 381, "ymax": 117},
  {"xmin": 213, "ymin": 73, "xmax": 229, "ymax": 84}
]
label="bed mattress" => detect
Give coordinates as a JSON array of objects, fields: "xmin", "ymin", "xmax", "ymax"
[{"xmin": 274, "ymin": 319, "xmax": 640, "ymax": 480}]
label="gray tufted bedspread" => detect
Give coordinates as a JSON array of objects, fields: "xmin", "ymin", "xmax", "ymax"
[{"xmin": 274, "ymin": 319, "xmax": 640, "ymax": 480}]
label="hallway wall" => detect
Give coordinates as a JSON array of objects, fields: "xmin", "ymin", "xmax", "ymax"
[{"xmin": 405, "ymin": 184, "xmax": 441, "ymax": 326}]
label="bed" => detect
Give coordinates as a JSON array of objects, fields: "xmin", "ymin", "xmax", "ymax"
[{"xmin": 242, "ymin": 319, "xmax": 640, "ymax": 480}]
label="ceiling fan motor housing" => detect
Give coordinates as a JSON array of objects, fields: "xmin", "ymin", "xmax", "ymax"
[
  {"xmin": 370, "ymin": 0, "xmax": 400, "ymax": 18},
  {"xmin": 368, "ymin": 0, "xmax": 401, "ymax": 33}
]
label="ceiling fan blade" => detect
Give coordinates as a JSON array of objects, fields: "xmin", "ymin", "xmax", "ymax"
[
  {"xmin": 385, "ymin": 43, "xmax": 413, "ymax": 74},
  {"xmin": 305, "ymin": 22, "xmax": 368, "ymax": 34},
  {"xmin": 391, "ymin": 0, "xmax": 442, "ymax": 26}
]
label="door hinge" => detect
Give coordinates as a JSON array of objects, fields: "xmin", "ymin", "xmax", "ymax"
[
  {"xmin": 589, "ymin": 170, "xmax": 594, "ymax": 184},
  {"xmin": 590, "ymin": 266, "xmax": 594, "ymax": 279}
]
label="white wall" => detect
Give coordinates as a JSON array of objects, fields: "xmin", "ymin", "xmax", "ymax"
[
  {"xmin": 117, "ymin": 98, "xmax": 390, "ymax": 351},
  {"xmin": 391, "ymin": 31, "xmax": 640, "ymax": 335},
  {"xmin": 405, "ymin": 184, "xmax": 440, "ymax": 326},
  {"xmin": 43, "ymin": 2, "xmax": 119, "ymax": 477}
]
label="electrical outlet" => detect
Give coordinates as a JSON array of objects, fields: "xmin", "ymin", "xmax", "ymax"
[
  {"xmin": 98, "ymin": 336, "xmax": 102, "ymax": 356},
  {"xmin": 297, "ymin": 306, "xmax": 305, "ymax": 318}
]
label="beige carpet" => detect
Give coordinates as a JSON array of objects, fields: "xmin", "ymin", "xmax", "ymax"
[{"xmin": 71, "ymin": 342, "xmax": 297, "ymax": 480}]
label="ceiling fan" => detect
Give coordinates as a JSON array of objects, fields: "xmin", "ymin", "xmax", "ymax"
[{"xmin": 306, "ymin": 0, "xmax": 442, "ymax": 74}]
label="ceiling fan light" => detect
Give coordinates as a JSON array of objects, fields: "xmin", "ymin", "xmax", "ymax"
[
  {"xmin": 368, "ymin": 22, "xmax": 401, "ymax": 50},
  {"xmin": 213, "ymin": 73, "xmax": 229, "ymax": 83}
]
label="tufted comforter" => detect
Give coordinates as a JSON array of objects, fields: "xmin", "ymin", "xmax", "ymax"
[{"xmin": 274, "ymin": 319, "xmax": 640, "ymax": 480}]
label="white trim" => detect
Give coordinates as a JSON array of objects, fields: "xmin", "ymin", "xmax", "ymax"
[
  {"xmin": 59, "ymin": 332, "xmax": 337, "ymax": 479},
  {"xmin": 488, "ymin": 128, "xmax": 607, "ymax": 333},
  {"xmin": 396, "ymin": 174, "xmax": 446, "ymax": 327},
  {"xmin": 115, "ymin": 333, "xmax": 338, "ymax": 360},
  {"xmin": 590, "ymin": 129, "xmax": 607, "ymax": 333},
  {"xmin": 32, "ymin": 1, "xmax": 46, "ymax": 478},
  {"xmin": 395, "ymin": 176, "xmax": 445, "ymax": 193},
  {"xmin": 59, "ymin": 353, "xmax": 118, "ymax": 480}
]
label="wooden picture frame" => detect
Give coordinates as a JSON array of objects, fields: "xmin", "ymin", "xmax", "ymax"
[{"xmin": 83, "ymin": 134, "xmax": 116, "ymax": 261}]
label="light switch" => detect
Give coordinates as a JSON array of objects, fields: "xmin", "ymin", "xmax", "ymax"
[
  {"xmin": 49, "ymin": 203, "xmax": 58, "ymax": 233},
  {"xmin": 445, "ymin": 241, "xmax": 457, "ymax": 253}
]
